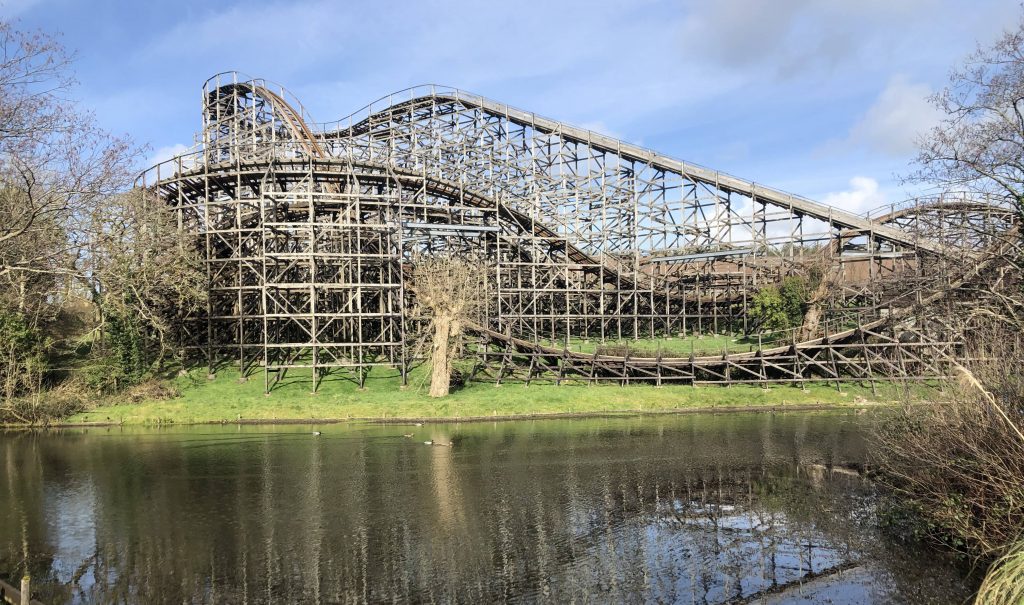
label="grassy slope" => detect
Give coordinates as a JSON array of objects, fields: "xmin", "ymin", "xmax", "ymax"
[{"xmin": 65, "ymin": 360, "xmax": 929, "ymax": 425}]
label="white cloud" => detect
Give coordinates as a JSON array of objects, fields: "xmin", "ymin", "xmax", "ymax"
[
  {"xmin": 143, "ymin": 143, "xmax": 197, "ymax": 179},
  {"xmin": 679, "ymin": 0, "xmax": 936, "ymax": 77},
  {"xmin": 822, "ymin": 176, "xmax": 887, "ymax": 214},
  {"xmin": 116, "ymin": 0, "xmax": 1013, "ymax": 202},
  {"xmin": 147, "ymin": 143, "xmax": 190, "ymax": 167},
  {"xmin": 848, "ymin": 75, "xmax": 942, "ymax": 155},
  {"xmin": 146, "ymin": 1, "xmax": 329, "ymax": 61},
  {"xmin": 139, "ymin": 0, "xmax": 720, "ymax": 132}
]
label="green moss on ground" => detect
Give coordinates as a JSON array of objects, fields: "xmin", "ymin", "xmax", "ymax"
[{"xmin": 63, "ymin": 362, "xmax": 937, "ymax": 426}]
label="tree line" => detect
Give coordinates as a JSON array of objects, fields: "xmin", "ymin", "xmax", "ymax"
[{"xmin": 0, "ymin": 21, "xmax": 204, "ymax": 423}]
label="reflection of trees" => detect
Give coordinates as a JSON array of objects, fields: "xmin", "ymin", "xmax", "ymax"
[
  {"xmin": 0, "ymin": 414, "xmax": 968, "ymax": 603},
  {"xmin": 2, "ymin": 432, "xmax": 79, "ymax": 604}
]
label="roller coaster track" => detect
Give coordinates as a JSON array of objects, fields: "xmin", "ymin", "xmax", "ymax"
[
  {"xmin": 212, "ymin": 83, "xmax": 328, "ymax": 159},
  {"xmin": 225, "ymin": 81, "xmax": 957, "ymax": 290},
  {"xmin": 167, "ymin": 157, "xmax": 640, "ymax": 290},
  {"xmin": 156, "ymin": 75, "xmax": 1017, "ymax": 387},
  {"xmin": 320, "ymin": 90, "xmax": 953, "ymax": 257},
  {"xmin": 464, "ymin": 235, "xmax": 1013, "ymax": 383},
  {"xmin": 199, "ymin": 80, "xmax": 645, "ymax": 287},
  {"xmin": 873, "ymin": 199, "xmax": 1013, "ymax": 223},
  {"xmin": 223, "ymin": 81, "xmax": 950, "ymax": 257}
]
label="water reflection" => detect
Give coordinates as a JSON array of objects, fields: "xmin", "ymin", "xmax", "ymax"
[{"xmin": 1, "ymin": 413, "xmax": 972, "ymax": 604}]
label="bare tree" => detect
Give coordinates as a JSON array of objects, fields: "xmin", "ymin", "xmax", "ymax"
[
  {"xmin": 407, "ymin": 253, "xmax": 491, "ymax": 397},
  {"xmin": 873, "ymin": 16, "xmax": 1024, "ymax": 583},
  {"xmin": 873, "ymin": 323, "xmax": 1024, "ymax": 562},
  {"xmin": 909, "ymin": 14, "xmax": 1024, "ymax": 215},
  {"xmin": 0, "ymin": 20, "xmax": 138, "ymax": 321},
  {"xmin": 0, "ymin": 20, "xmax": 139, "ymax": 415},
  {"xmin": 0, "ymin": 21, "xmax": 204, "ymax": 415},
  {"xmin": 87, "ymin": 189, "xmax": 206, "ymax": 370},
  {"xmin": 0, "ymin": 185, "xmax": 66, "ymax": 320}
]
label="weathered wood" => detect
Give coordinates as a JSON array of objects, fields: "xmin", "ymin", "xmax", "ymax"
[
  {"xmin": 138, "ymin": 74, "xmax": 1017, "ymax": 392},
  {"xmin": 0, "ymin": 575, "xmax": 42, "ymax": 605}
]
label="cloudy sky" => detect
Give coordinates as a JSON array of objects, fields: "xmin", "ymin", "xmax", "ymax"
[{"xmin": 5, "ymin": 0, "xmax": 1018, "ymax": 213}]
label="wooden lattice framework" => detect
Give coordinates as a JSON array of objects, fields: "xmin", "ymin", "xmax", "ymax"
[{"xmin": 138, "ymin": 73, "xmax": 1018, "ymax": 391}]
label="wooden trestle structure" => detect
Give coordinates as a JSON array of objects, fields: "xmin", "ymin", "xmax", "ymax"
[{"xmin": 139, "ymin": 72, "xmax": 1018, "ymax": 392}]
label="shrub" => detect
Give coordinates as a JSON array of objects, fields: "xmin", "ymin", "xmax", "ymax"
[
  {"xmin": 749, "ymin": 285, "xmax": 788, "ymax": 332},
  {"xmin": 872, "ymin": 327, "xmax": 1024, "ymax": 561},
  {"xmin": 976, "ymin": 542, "xmax": 1024, "ymax": 604},
  {"xmin": 0, "ymin": 377, "xmax": 86, "ymax": 424},
  {"xmin": 121, "ymin": 380, "xmax": 180, "ymax": 403},
  {"xmin": 105, "ymin": 308, "xmax": 147, "ymax": 384},
  {"xmin": 748, "ymin": 276, "xmax": 810, "ymax": 334},
  {"xmin": 0, "ymin": 310, "xmax": 49, "ymax": 401}
]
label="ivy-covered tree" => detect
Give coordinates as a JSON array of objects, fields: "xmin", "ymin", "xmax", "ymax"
[
  {"xmin": 748, "ymin": 276, "xmax": 809, "ymax": 334},
  {"xmin": 0, "ymin": 310, "xmax": 48, "ymax": 421},
  {"xmin": 779, "ymin": 276, "xmax": 809, "ymax": 327},
  {"xmin": 88, "ymin": 189, "xmax": 206, "ymax": 379}
]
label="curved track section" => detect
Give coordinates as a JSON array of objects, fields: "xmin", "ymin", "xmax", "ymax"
[{"xmin": 467, "ymin": 234, "xmax": 1014, "ymax": 385}]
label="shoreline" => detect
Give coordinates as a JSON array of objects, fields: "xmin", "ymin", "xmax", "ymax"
[
  {"xmin": 8, "ymin": 401, "xmax": 885, "ymax": 429},
  {"xmin": 5, "ymin": 368, "xmax": 931, "ymax": 428}
]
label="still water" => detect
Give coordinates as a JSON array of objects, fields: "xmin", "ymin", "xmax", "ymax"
[{"xmin": 2, "ymin": 412, "xmax": 973, "ymax": 604}]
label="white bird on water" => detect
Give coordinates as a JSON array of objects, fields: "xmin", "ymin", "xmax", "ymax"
[{"xmin": 312, "ymin": 431, "xmax": 321, "ymax": 436}]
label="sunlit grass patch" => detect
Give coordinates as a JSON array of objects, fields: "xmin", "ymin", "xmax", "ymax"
[{"xmin": 63, "ymin": 361, "xmax": 936, "ymax": 425}]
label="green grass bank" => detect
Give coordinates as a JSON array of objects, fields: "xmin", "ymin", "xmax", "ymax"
[{"xmin": 62, "ymin": 361, "xmax": 931, "ymax": 426}]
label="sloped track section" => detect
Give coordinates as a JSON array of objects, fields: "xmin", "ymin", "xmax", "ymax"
[{"xmin": 320, "ymin": 87, "xmax": 953, "ymax": 256}]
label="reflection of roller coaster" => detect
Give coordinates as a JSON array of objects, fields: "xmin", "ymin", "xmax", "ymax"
[{"xmin": 141, "ymin": 72, "xmax": 1017, "ymax": 391}]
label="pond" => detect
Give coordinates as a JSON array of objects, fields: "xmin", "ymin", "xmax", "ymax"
[{"xmin": 1, "ymin": 412, "xmax": 975, "ymax": 604}]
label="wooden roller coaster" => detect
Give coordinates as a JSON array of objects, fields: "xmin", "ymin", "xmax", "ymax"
[{"xmin": 139, "ymin": 72, "xmax": 1018, "ymax": 392}]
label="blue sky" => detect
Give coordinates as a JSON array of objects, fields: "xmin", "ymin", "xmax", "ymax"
[{"xmin": 5, "ymin": 0, "xmax": 1018, "ymax": 213}]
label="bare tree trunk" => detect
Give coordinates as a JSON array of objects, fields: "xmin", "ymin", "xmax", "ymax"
[
  {"xmin": 410, "ymin": 253, "xmax": 491, "ymax": 398},
  {"xmin": 800, "ymin": 280, "xmax": 828, "ymax": 339},
  {"xmin": 430, "ymin": 315, "xmax": 452, "ymax": 398}
]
